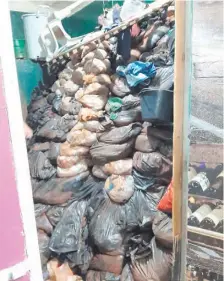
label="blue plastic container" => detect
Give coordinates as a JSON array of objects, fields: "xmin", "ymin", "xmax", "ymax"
[{"xmin": 140, "ymin": 89, "xmax": 173, "ymax": 124}]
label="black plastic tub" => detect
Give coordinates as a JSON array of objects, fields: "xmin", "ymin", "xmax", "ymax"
[{"xmin": 140, "ymin": 89, "xmax": 173, "ymax": 125}]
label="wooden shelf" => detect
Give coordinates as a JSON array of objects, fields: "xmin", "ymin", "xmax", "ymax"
[
  {"xmin": 187, "ymin": 242, "xmax": 223, "ymax": 275},
  {"xmin": 188, "ymin": 193, "xmax": 223, "ymax": 204},
  {"xmin": 187, "ymin": 225, "xmax": 224, "ymax": 241}
]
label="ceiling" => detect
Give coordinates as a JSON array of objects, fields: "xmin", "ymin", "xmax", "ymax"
[{"xmin": 9, "ymin": 1, "xmax": 81, "ymax": 12}]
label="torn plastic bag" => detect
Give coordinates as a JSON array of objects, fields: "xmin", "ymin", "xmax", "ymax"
[
  {"xmin": 111, "ymin": 107, "xmax": 142, "ymax": 127},
  {"xmin": 60, "ymin": 142, "xmax": 89, "ymax": 157},
  {"xmin": 76, "ymin": 92, "xmax": 108, "ymax": 111},
  {"xmin": 116, "ymin": 62, "xmax": 156, "ymax": 87},
  {"xmin": 97, "ymin": 123, "xmax": 141, "ymax": 144},
  {"xmin": 121, "ymin": 264, "xmax": 134, "ymax": 281},
  {"xmin": 133, "ymin": 152, "xmax": 172, "ymax": 184},
  {"xmin": 84, "ymin": 58, "xmax": 111, "ymax": 75},
  {"xmin": 86, "ymin": 270, "xmax": 121, "ymax": 281},
  {"xmin": 90, "ymin": 254, "xmax": 124, "ymax": 275},
  {"xmin": 37, "ymin": 115, "xmax": 76, "ymax": 142},
  {"xmin": 148, "ymin": 65, "xmax": 174, "ymax": 91},
  {"xmin": 81, "ymin": 49, "xmax": 108, "ymax": 65},
  {"xmin": 83, "ymin": 74, "xmax": 112, "ymax": 87},
  {"xmin": 46, "ymin": 205, "xmax": 66, "ymax": 227},
  {"xmin": 57, "ymin": 163, "xmax": 89, "ymax": 178},
  {"xmin": 38, "ymin": 230, "xmax": 51, "ymax": 267},
  {"xmin": 103, "ymin": 159, "xmax": 133, "ymax": 175},
  {"xmin": 59, "ymin": 96, "xmax": 82, "ymax": 116},
  {"xmin": 157, "ymin": 180, "xmax": 173, "ymax": 214},
  {"xmin": 130, "ymin": 238, "xmax": 172, "ymax": 281},
  {"xmin": 57, "ymin": 155, "xmax": 92, "ymax": 169},
  {"xmin": 132, "ymin": 169, "xmax": 156, "ymax": 191},
  {"xmin": 105, "ymin": 175, "xmax": 134, "ymax": 203},
  {"xmin": 36, "ymin": 213, "xmax": 53, "ymax": 235},
  {"xmin": 49, "ymin": 200, "xmax": 92, "ymax": 271},
  {"xmin": 152, "ymin": 211, "xmax": 173, "ymax": 249},
  {"xmin": 92, "ymin": 165, "xmax": 108, "ymax": 179},
  {"xmin": 67, "ymin": 129, "xmax": 97, "ymax": 147},
  {"xmin": 78, "ymin": 108, "xmax": 103, "ymax": 122},
  {"xmin": 90, "ymin": 139, "xmax": 135, "ymax": 165},
  {"xmin": 89, "ymin": 195, "xmax": 126, "ymax": 255},
  {"xmin": 28, "ymin": 151, "xmax": 56, "ymax": 180}
]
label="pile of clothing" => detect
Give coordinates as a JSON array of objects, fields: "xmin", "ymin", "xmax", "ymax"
[{"xmin": 26, "ymin": 2, "xmax": 175, "ymax": 281}]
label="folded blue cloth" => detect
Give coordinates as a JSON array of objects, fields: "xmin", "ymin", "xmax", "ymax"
[{"xmin": 116, "ymin": 61, "xmax": 156, "ymax": 87}]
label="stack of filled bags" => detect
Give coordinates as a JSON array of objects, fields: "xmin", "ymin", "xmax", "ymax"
[{"xmin": 25, "ymin": 1, "xmax": 176, "ymax": 280}]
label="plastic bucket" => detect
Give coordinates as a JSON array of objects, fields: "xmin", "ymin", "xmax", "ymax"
[
  {"xmin": 14, "ymin": 39, "xmax": 26, "ymax": 58},
  {"xmin": 22, "ymin": 9, "xmax": 49, "ymax": 60},
  {"xmin": 140, "ymin": 89, "xmax": 173, "ymax": 124}
]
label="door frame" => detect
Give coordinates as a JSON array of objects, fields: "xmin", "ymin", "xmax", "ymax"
[{"xmin": 0, "ymin": 1, "xmax": 43, "ymax": 281}]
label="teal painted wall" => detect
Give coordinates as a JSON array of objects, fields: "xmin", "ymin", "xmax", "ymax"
[{"xmin": 11, "ymin": 1, "xmax": 154, "ymax": 104}]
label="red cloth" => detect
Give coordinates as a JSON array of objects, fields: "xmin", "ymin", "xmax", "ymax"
[
  {"xmin": 157, "ymin": 180, "xmax": 173, "ymax": 213},
  {"xmin": 131, "ymin": 23, "xmax": 141, "ymax": 37}
]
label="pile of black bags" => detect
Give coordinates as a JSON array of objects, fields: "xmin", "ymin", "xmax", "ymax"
[{"xmin": 26, "ymin": 2, "xmax": 175, "ymax": 280}]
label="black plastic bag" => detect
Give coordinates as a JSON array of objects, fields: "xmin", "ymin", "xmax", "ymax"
[
  {"xmin": 88, "ymin": 194, "xmax": 126, "ymax": 255},
  {"xmin": 28, "ymin": 151, "xmax": 56, "ymax": 180},
  {"xmin": 49, "ymin": 200, "xmax": 91, "ymax": 269},
  {"xmin": 132, "ymin": 169, "xmax": 156, "ymax": 191},
  {"xmin": 152, "ymin": 211, "xmax": 173, "ymax": 249},
  {"xmin": 133, "ymin": 151, "xmax": 172, "ymax": 184},
  {"xmin": 90, "ymin": 139, "xmax": 135, "ymax": 165},
  {"xmin": 33, "ymin": 175, "xmax": 103, "ymax": 205},
  {"xmin": 97, "ymin": 123, "xmax": 142, "ymax": 144},
  {"xmin": 124, "ymin": 190, "xmax": 158, "ymax": 234},
  {"xmin": 113, "ymin": 107, "xmax": 142, "ymax": 127},
  {"xmin": 130, "ymin": 237, "xmax": 172, "ymax": 281},
  {"xmin": 36, "ymin": 115, "xmax": 76, "ymax": 142}
]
